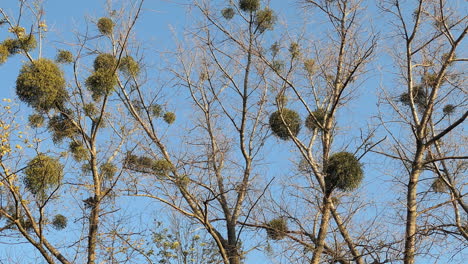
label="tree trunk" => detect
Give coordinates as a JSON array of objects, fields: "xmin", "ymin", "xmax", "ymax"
[
  {"xmin": 311, "ymin": 195, "xmax": 332, "ymax": 264},
  {"xmin": 87, "ymin": 197, "xmax": 100, "ymax": 264}
]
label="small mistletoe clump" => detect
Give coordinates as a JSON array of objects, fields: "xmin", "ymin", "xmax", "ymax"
[
  {"xmin": 69, "ymin": 141, "xmax": 88, "ymax": 162},
  {"xmin": 56, "ymin": 50, "xmax": 74, "ymax": 64},
  {"xmin": 100, "ymin": 162, "xmax": 117, "ymax": 179},
  {"xmin": 325, "ymin": 152, "xmax": 363, "ymax": 192},
  {"xmin": 150, "ymin": 104, "xmax": 162, "ymax": 118},
  {"xmin": 152, "ymin": 159, "xmax": 173, "ymax": 177},
  {"xmin": 0, "ymin": 44, "xmax": 8, "ymax": 64},
  {"xmin": 303, "ymin": 59, "xmax": 315, "ymax": 74},
  {"xmin": 119, "ymin": 56, "xmax": 140, "ymax": 77},
  {"xmin": 124, "ymin": 153, "xmax": 155, "ymax": 173},
  {"xmin": 239, "ymin": 0, "xmax": 260, "ymax": 12},
  {"xmin": 289, "ymin": 42, "xmax": 300, "ymax": 58},
  {"xmin": 28, "ymin": 113, "xmax": 45, "ymax": 128},
  {"xmin": 269, "ymin": 108, "xmax": 301, "ymax": 140},
  {"xmin": 255, "ymin": 7, "xmax": 277, "ymax": 33},
  {"xmin": 85, "ymin": 71, "xmax": 118, "ymax": 101},
  {"xmin": 222, "ymin": 7, "xmax": 235, "ymax": 20},
  {"xmin": 48, "ymin": 113, "xmax": 79, "ymax": 143},
  {"xmin": 163, "ymin": 112, "xmax": 176, "ymax": 124},
  {"xmin": 431, "ymin": 177, "xmax": 447, "ymax": 193},
  {"xmin": 442, "ymin": 104, "xmax": 455, "ymax": 115},
  {"xmin": 16, "ymin": 58, "xmax": 67, "ymax": 111},
  {"xmin": 24, "ymin": 154, "xmax": 63, "ymax": 196},
  {"xmin": 93, "ymin": 53, "xmax": 117, "ymax": 71},
  {"xmin": 52, "ymin": 214, "xmax": 67, "ymax": 230},
  {"xmin": 97, "ymin": 17, "xmax": 114, "ymax": 35},
  {"xmin": 399, "ymin": 86, "xmax": 427, "ymax": 109},
  {"xmin": 305, "ymin": 108, "xmax": 326, "ymax": 131},
  {"xmin": 266, "ymin": 218, "xmax": 288, "ymax": 240},
  {"xmin": 2, "ymin": 35, "xmax": 37, "ymax": 55}
]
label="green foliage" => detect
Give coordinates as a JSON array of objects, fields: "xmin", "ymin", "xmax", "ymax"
[
  {"xmin": 269, "ymin": 108, "xmax": 301, "ymax": 140},
  {"xmin": 255, "ymin": 7, "xmax": 277, "ymax": 33},
  {"xmin": 28, "ymin": 113, "xmax": 45, "ymax": 128},
  {"xmin": 442, "ymin": 104, "xmax": 455, "ymax": 115},
  {"xmin": 100, "ymin": 162, "xmax": 117, "ymax": 179},
  {"xmin": 48, "ymin": 114, "xmax": 79, "ymax": 143},
  {"xmin": 399, "ymin": 85, "xmax": 427, "ymax": 109},
  {"xmin": 52, "ymin": 214, "xmax": 67, "ymax": 230},
  {"xmin": 266, "ymin": 218, "xmax": 288, "ymax": 240},
  {"xmin": 325, "ymin": 152, "xmax": 363, "ymax": 192},
  {"xmin": 163, "ymin": 112, "xmax": 176, "ymax": 124},
  {"xmin": 124, "ymin": 152, "xmax": 154, "ymax": 173},
  {"xmin": 97, "ymin": 17, "xmax": 114, "ymax": 35},
  {"xmin": 69, "ymin": 141, "xmax": 88, "ymax": 162},
  {"xmin": 0, "ymin": 44, "xmax": 8, "ymax": 64},
  {"xmin": 119, "ymin": 56, "xmax": 140, "ymax": 77},
  {"xmin": 239, "ymin": 0, "xmax": 260, "ymax": 12},
  {"xmin": 222, "ymin": 8, "xmax": 235, "ymax": 20},
  {"xmin": 56, "ymin": 50, "xmax": 74, "ymax": 64},
  {"xmin": 24, "ymin": 154, "xmax": 63, "ymax": 196},
  {"xmin": 305, "ymin": 108, "xmax": 326, "ymax": 131},
  {"xmin": 16, "ymin": 58, "xmax": 67, "ymax": 111},
  {"xmin": 275, "ymin": 93, "xmax": 288, "ymax": 107},
  {"xmin": 94, "ymin": 53, "xmax": 117, "ymax": 71}
]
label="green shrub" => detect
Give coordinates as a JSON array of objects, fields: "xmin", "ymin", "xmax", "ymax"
[
  {"xmin": 442, "ymin": 104, "xmax": 455, "ymax": 115},
  {"xmin": 93, "ymin": 53, "xmax": 117, "ymax": 71},
  {"xmin": 84, "ymin": 103, "xmax": 98, "ymax": 117},
  {"xmin": 325, "ymin": 152, "xmax": 363, "ymax": 192},
  {"xmin": 266, "ymin": 218, "xmax": 287, "ymax": 240},
  {"xmin": 150, "ymin": 104, "xmax": 162, "ymax": 118},
  {"xmin": 303, "ymin": 59, "xmax": 315, "ymax": 74},
  {"xmin": 56, "ymin": 50, "xmax": 74, "ymax": 64},
  {"xmin": 305, "ymin": 108, "xmax": 326, "ymax": 131},
  {"xmin": 24, "ymin": 154, "xmax": 63, "ymax": 196},
  {"xmin": 52, "ymin": 214, "xmax": 67, "ymax": 230},
  {"xmin": 97, "ymin": 17, "xmax": 114, "ymax": 35},
  {"xmin": 289, "ymin": 42, "xmax": 300, "ymax": 58},
  {"xmin": 239, "ymin": 0, "xmax": 260, "ymax": 12},
  {"xmin": 269, "ymin": 108, "xmax": 301, "ymax": 140},
  {"xmin": 152, "ymin": 159, "xmax": 173, "ymax": 177},
  {"xmin": 16, "ymin": 58, "xmax": 67, "ymax": 111},
  {"xmin": 431, "ymin": 177, "xmax": 447, "ymax": 193},
  {"xmin": 85, "ymin": 69, "xmax": 118, "ymax": 101}
]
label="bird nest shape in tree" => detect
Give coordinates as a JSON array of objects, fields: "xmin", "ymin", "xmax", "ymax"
[
  {"xmin": 269, "ymin": 108, "xmax": 301, "ymax": 140},
  {"xmin": 266, "ymin": 218, "xmax": 288, "ymax": 240}
]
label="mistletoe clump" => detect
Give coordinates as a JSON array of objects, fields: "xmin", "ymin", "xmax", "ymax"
[
  {"xmin": 442, "ymin": 104, "xmax": 455, "ymax": 115},
  {"xmin": 85, "ymin": 54, "xmax": 118, "ymax": 100},
  {"xmin": 97, "ymin": 17, "xmax": 114, "ymax": 35},
  {"xmin": 431, "ymin": 177, "xmax": 447, "ymax": 193},
  {"xmin": 28, "ymin": 113, "xmax": 45, "ymax": 128},
  {"xmin": 100, "ymin": 162, "xmax": 117, "ymax": 179},
  {"xmin": 305, "ymin": 108, "xmax": 326, "ymax": 131},
  {"xmin": 266, "ymin": 218, "xmax": 288, "ymax": 240},
  {"xmin": 221, "ymin": 8, "xmax": 235, "ymax": 20},
  {"xmin": 399, "ymin": 85, "xmax": 427, "ymax": 109},
  {"xmin": 255, "ymin": 7, "xmax": 277, "ymax": 33},
  {"xmin": 119, "ymin": 56, "xmax": 140, "ymax": 77},
  {"xmin": 48, "ymin": 113, "xmax": 79, "ymax": 143},
  {"xmin": 2, "ymin": 35, "xmax": 37, "ymax": 55},
  {"xmin": 69, "ymin": 141, "xmax": 88, "ymax": 162},
  {"xmin": 0, "ymin": 44, "xmax": 8, "ymax": 64},
  {"xmin": 163, "ymin": 112, "xmax": 176, "ymax": 124},
  {"xmin": 56, "ymin": 50, "xmax": 74, "ymax": 64},
  {"xmin": 24, "ymin": 154, "xmax": 63, "ymax": 196},
  {"xmin": 269, "ymin": 108, "xmax": 301, "ymax": 140},
  {"xmin": 16, "ymin": 58, "xmax": 67, "ymax": 111},
  {"xmin": 325, "ymin": 152, "xmax": 363, "ymax": 192},
  {"xmin": 239, "ymin": 0, "xmax": 260, "ymax": 12},
  {"xmin": 152, "ymin": 159, "xmax": 173, "ymax": 177},
  {"xmin": 52, "ymin": 214, "xmax": 67, "ymax": 230}
]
